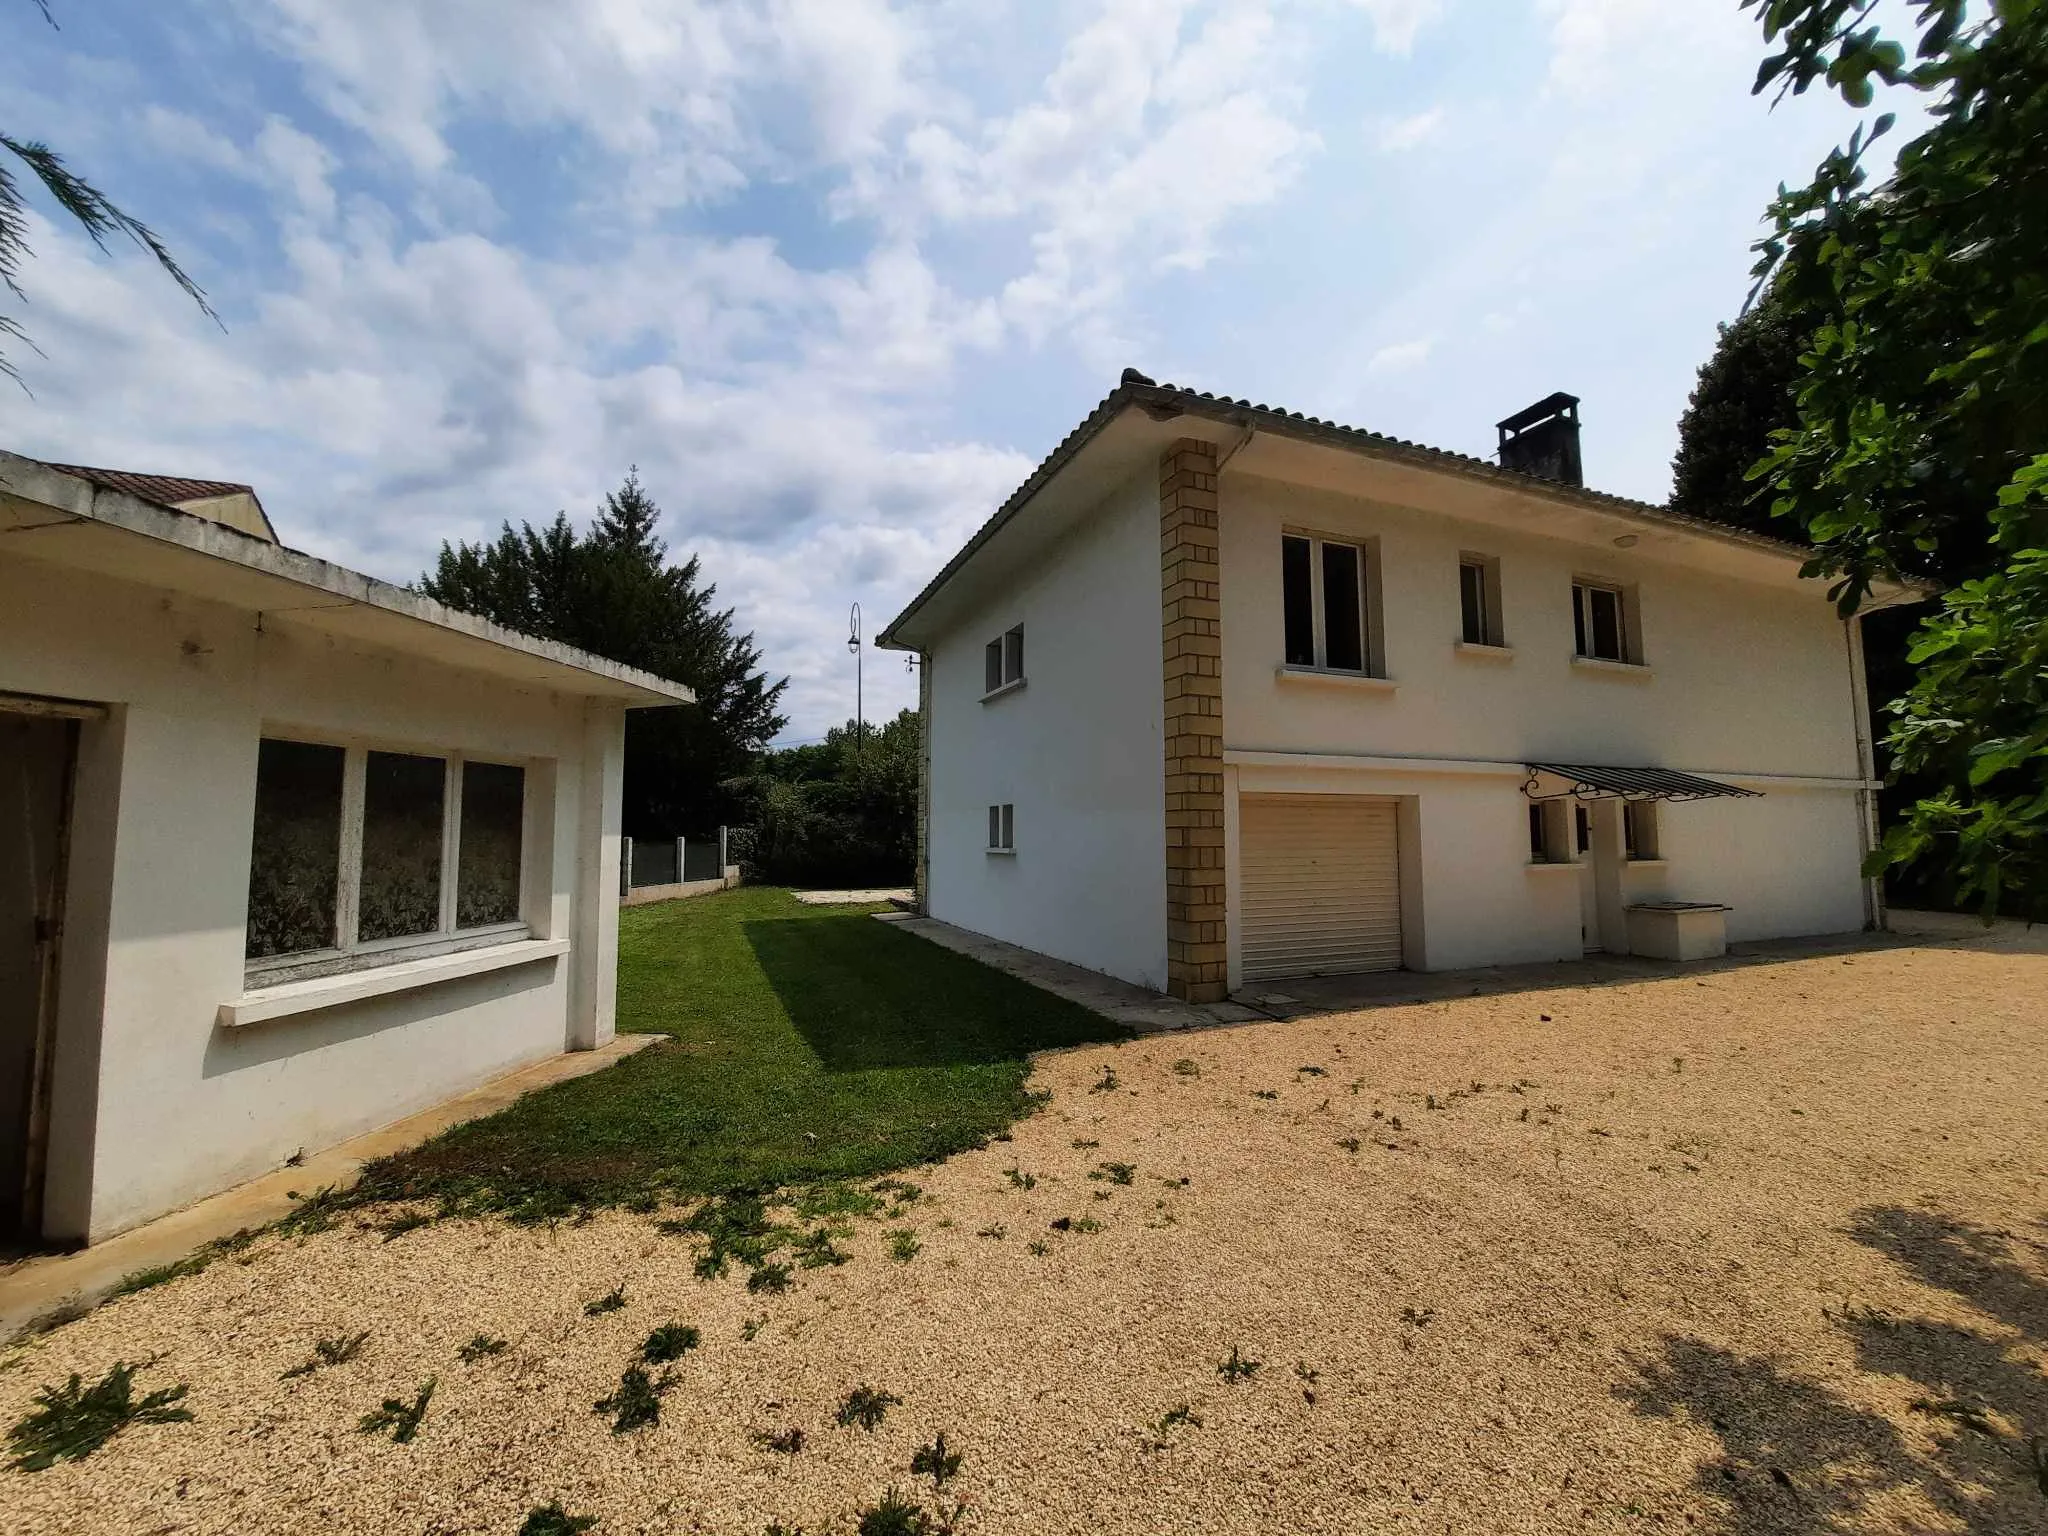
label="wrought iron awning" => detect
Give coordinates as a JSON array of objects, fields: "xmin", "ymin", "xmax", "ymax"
[{"xmin": 1522, "ymin": 763, "xmax": 1761, "ymax": 803}]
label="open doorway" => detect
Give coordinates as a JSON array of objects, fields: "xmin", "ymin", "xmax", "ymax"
[{"xmin": 2, "ymin": 708, "xmax": 77, "ymax": 1245}]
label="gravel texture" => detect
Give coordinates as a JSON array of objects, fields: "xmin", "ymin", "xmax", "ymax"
[{"xmin": 3, "ymin": 930, "xmax": 2044, "ymax": 1534}]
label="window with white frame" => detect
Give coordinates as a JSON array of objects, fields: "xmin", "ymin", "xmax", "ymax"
[
  {"xmin": 245, "ymin": 738, "xmax": 527, "ymax": 972},
  {"xmin": 982, "ymin": 625, "xmax": 1024, "ymax": 696},
  {"xmin": 986, "ymin": 803, "xmax": 1014, "ymax": 852},
  {"xmin": 1572, "ymin": 580, "xmax": 1634, "ymax": 663},
  {"xmin": 1281, "ymin": 532, "xmax": 1377, "ymax": 674},
  {"xmin": 1459, "ymin": 555, "xmax": 1504, "ymax": 647}
]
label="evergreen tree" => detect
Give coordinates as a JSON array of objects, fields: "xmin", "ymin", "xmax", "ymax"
[
  {"xmin": 1668, "ymin": 291, "xmax": 1809, "ymax": 538},
  {"xmin": 421, "ymin": 471, "xmax": 787, "ymax": 836}
]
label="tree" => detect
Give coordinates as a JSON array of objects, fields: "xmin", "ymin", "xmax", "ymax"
[
  {"xmin": 1739, "ymin": 0, "xmax": 2048, "ymax": 920},
  {"xmin": 725, "ymin": 710, "xmax": 920, "ymax": 888},
  {"xmin": 1669, "ymin": 290, "xmax": 1809, "ymax": 537},
  {"xmin": 4, "ymin": 1, "xmax": 214, "ymax": 382},
  {"xmin": 421, "ymin": 471, "xmax": 788, "ymax": 836}
]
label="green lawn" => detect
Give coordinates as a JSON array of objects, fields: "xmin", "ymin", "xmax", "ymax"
[{"xmin": 358, "ymin": 887, "xmax": 1126, "ymax": 1215}]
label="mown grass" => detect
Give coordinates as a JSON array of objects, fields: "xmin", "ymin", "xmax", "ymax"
[{"xmin": 354, "ymin": 887, "xmax": 1123, "ymax": 1216}]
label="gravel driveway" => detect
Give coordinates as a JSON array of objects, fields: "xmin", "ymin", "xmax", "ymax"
[{"xmin": 5, "ymin": 924, "xmax": 2043, "ymax": 1535}]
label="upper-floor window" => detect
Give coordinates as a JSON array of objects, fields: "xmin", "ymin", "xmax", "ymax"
[
  {"xmin": 1282, "ymin": 533, "xmax": 1378, "ymax": 674},
  {"xmin": 1460, "ymin": 555, "xmax": 1504, "ymax": 647},
  {"xmin": 246, "ymin": 738, "xmax": 527, "ymax": 973},
  {"xmin": 1572, "ymin": 580, "xmax": 1633, "ymax": 664},
  {"xmin": 983, "ymin": 625, "xmax": 1024, "ymax": 696}
]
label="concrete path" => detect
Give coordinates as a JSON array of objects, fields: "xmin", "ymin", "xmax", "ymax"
[
  {"xmin": 0, "ymin": 1033, "xmax": 661, "ymax": 1341},
  {"xmin": 877, "ymin": 913, "xmax": 1267, "ymax": 1033},
  {"xmin": 795, "ymin": 888, "xmax": 913, "ymax": 906}
]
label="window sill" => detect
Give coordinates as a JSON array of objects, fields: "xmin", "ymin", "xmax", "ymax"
[
  {"xmin": 1570, "ymin": 656, "xmax": 1654, "ymax": 680},
  {"xmin": 220, "ymin": 937, "xmax": 570, "ymax": 1028},
  {"xmin": 1624, "ymin": 858, "xmax": 1669, "ymax": 869},
  {"xmin": 1274, "ymin": 665, "xmax": 1397, "ymax": 694},
  {"xmin": 979, "ymin": 678, "xmax": 1027, "ymax": 704},
  {"xmin": 985, "ymin": 847, "xmax": 1016, "ymax": 857},
  {"xmin": 1454, "ymin": 640, "xmax": 1514, "ymax": 661},
  {"xmin": 1525, "ymin": 860, "xmax": 1580, "ymax": 873}
]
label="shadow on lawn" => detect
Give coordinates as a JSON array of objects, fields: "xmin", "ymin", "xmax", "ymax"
[
  {"xmin": 1617, "ymin": 1208, "xmax": 2048, "ymax": 1533},
  {"xmin": 742, "ymin": 913, "xmax": 1121, "ymax": 1072}
]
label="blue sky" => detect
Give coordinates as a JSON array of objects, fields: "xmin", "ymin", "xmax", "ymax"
[{"xmin": 1, "ymin": 0, "xmax": 1901, "ymax": 741}]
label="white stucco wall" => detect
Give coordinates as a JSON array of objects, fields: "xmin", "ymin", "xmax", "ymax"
[
  {"xmin": 0, "ymin": 554, "xmax": 626, "ymax": 1241},
  {"xmin": 924, "ymin": 469, "xmax": 1168, "ymax": 989},
  {"xmin": 1219, "ymin": 471, "xmax": 1874, "ymax": 973}
]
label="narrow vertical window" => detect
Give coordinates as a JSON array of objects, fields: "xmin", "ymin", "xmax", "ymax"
[
  {"xmin": 1528, "ymin": 803, "xmax": 1548, "ymax": 862},
  {"xmin": 458, "ymin": 760, "xmax": 525, "ymax": 927},
  {"xmin": 1461, "ymin": 560, "xmax": 1490, "ymax": 645},
  {"xmin": 1575, "ymin": 803, "xmax": 1592, "ymax": 855},
  {"xmin": 987, "ymin": 804, "xmax": 1014, "ymax": 851},
  {"xmin": 1001, "ymin": 803, "xmax": 1015, "ymax": 849},
  {"xmin": 1624, "ymin": 801, "xmax": 1660, "ymax": 861},
  {"xmin": 985, "ymin": 639, "xmax": 1004, "ymax": 695},
  {"xmin": 1281, "ymin": 535, "xmax": 1315, "ymax": 668},
  {"xmin": 1321, "ymin": 542, "xmax": 1365, "ymax": 672},
  {"xmin": 246, "ymin": 739, "xmax": 346, "ymax": 959},
  {"xmin": 358, "ymin": 751, "xmax": 446, "ymax": 941}
]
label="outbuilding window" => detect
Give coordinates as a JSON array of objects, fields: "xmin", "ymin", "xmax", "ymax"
[
  {"xmin": 1282, "ymin": 533, "xmax": 1379, "ymax": 674},
  {"xmin": 246, "ymin": 737, "xmax": 527, "ymax": 972},
  {"xmin": 1624, "ymin": 800, "xmax": 1661, "ymax": 861},
  {"xmin": 987, "ymin": 803, "xmax": 1015, "ymax": 852},
  {"xmin": 983, "ymin": 625, "xmax": 1025, "ymax": 697}
]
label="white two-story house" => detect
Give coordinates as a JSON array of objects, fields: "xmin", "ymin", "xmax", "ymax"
[{"xmin": 878, "ymin": 372, "xmax": 1917, "ymax": 1003}]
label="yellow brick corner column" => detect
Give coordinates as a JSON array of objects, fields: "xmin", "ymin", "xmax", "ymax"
[{"xmin": 1160, "ymin": 437, "xmax": 1227, "ymax": 1003}]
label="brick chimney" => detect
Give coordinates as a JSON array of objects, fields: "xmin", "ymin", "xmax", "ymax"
[{"xmin": 1496, "ymin": 393, "xmax": 1583, "ymax": 487}]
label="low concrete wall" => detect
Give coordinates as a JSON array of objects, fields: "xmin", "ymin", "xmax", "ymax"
[{"xmin": 623, "ymin": 867, "xmax": 741, "ymax": 907}]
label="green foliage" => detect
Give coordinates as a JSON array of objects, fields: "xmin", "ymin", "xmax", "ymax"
[
  {"xmin": 113, "ymin": 1225, "xmax": 260, "ymax": 1296},
  {"xmin": 281, "ymin": 1330, "xmax": 369, "ymax": 1379},
  {"xmin": 458, "ymin": 1334, "xmax": 509, "ymax": 1363},
  {"xmin": 1216, "ymin": 1346, "xmax": 1262, "ymax": 1384},
  {"xmin": 726, "ymin": 709, "xmax": 921, "ymax": 888},
  {"xmin": 357, "ymin": 1379, "xmax": 435, "ymax": 1443},
  {"xmin": 835, "ymin": 1384, "xmax": 901, "ymax": 1432},
  {"xmin": 419, "ymin": 471, "xmax": 786, "ymax": 836},
  {"xmin": 887, "ymin": 1228, "xmax": 921, "ymax": 1262},
  {"xmin": 911, "ymin": 1430, "xmax": 964, "ymax": 1488},
  {"xmin": 641, "ymin": 1324, "xmax": 701, "ymax": 1365},
  {"xmin": 594, "ymin": 1366, "xmax": 673, "ymax": 1434},
  {"xmin": 7, "ymin": 1361, "xmax": 192, "ymax": 1471},
  {"xmin": 855, "ymin": 1487, "xmax": 933, "ymax": 1536},
  {"xmin": 2, "ymin": 5, "xmax": 216, "ymax": 383},
  {"xmin": 519, "ymin": 1504, "xmax": 599, "ymax": 1536},
  {"xmin": 1740, "ymin": 0, "xmax": 2048, "ymax": 918},
  {"xmin": 1668, "ymin": 291, "xmax": 1811, "ymax": 536},
  {"xmin": 583, "ymin": 1284, "xmax": 627, "ymax": 1317}
]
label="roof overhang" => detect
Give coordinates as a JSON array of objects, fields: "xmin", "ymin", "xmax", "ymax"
[
  {"xmin": 1523, "ymin": 763, "xmax": 1762, "ymax": 802},
  {"xmin": 0, "ymin": 453, "xmax": 694, "ymax": 708},
  {"xmin": 878, "ymin": 377, "xmax": 1931, "ymax": 651}
]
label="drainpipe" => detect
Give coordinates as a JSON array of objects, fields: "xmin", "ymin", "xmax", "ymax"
[{"xmin": 1843, "ymin": 616, "xmax": 1884, "ymax": 931}]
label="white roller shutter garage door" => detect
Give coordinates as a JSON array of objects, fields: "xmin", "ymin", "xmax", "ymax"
[{"xmin": 1239, "ymin": 794, "xmax": 1403, "ymax": 981}]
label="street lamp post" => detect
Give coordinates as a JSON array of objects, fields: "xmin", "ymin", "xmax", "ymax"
[{"xmin": 847, "ymin": 602, "xmax": 863, "ymax": 764}]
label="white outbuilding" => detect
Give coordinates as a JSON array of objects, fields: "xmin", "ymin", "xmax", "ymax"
[{"xmin": 0, "ymin": 454, "xmax": 692, "ymax": 1246}]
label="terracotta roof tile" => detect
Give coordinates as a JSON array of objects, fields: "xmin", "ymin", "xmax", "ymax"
[{"xmin": 41, "ymin": 463, "xmax": 255, "ymax": 508}]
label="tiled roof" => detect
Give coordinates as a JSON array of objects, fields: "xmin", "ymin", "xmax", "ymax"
[
  {"xmin": 41, "ymin": 463, "xmax": 256, "ymax": 508},
  {"xmin": 878, "ymin": 369, "xmax": 1811, "ymax": 645}
]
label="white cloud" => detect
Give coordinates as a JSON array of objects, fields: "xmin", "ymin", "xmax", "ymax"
[
  {"xmin": 1344, "ymin": 0, "xmax": 1445, "ymax": 55},
  {"xmin": 1374, "ymin": 105, "xmax": 1443, "ymax": 153},
  {"xmin": 1365, "ymin": 337, "xmax": 1434, "ymax": 373}
]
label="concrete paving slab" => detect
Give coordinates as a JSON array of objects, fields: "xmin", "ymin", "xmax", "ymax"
[
  {"xmin": 877, "ymin": 913, "xmax": 1265, "ymax": 1033},
  {"xmin": 0, "ymin": 1033, "xmax": 662, "ymax": 1341}
]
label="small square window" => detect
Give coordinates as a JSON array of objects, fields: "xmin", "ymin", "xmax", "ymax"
[
  {"xmin": 987, "ymin": 803, "xmax": 1014, "ymax": 851},
  {"xmin": 1573, "ymin": 581, "xmax": 1631, "ymax": 663},
  {"xmin": 1624, "ymin": 801, "xmax": 1660, "ymax": 861},
  {"xmin": 1528, "ymin": 800, "xmax": 1569, "ymax": 863}
]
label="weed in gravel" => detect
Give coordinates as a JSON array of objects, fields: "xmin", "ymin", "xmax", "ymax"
[
  {"xmin": 1518, "ymin": 1107, "xmax": 1530, "ymax": 1123},
  {"xmin": 1401, "ymin": 1306, "xmax": 1436, "ymax": 1327},
  {"xmin": 1090, "ymin": 1065, "xmax": 1120, "ymax": 1093},
  {"xmin": 873, "ymin": 1178, "xmax": 924, "ymax": 1215},
  {"xmin": 754, "ymin": 1425, "xmax": 806, "ymax": 1454},
  {"xmin": 1027, "ymin": 1239, "xmax": 1050, "ymax": 1257},
  {"xmin": 1071, "ymin": 1138, "xmax": 1100, "ymax": 1149},
  {"xmin": 1252, "ymin": 1089, "xmax": 1279, "ymax": 1101},
  {"xmin": 975, "ymin": 1223, "xmax": 1006, "ymax": 1239},
  {"xmin": 1426, "ymin": 1094, "xmax": 1441, "ymax": 1111},
  {"xmin": 668, "ymin": 1193, "xmax": 779, "ymax": 1279},
  {"xmin": 519, "ymin": 1502, "xmax": 598, "ymax": 1535},
  {"xmin": 855, "ymin": 1487, "xmax": 932, "ymax": 1535},
  {"xmin": 1089, "ymin": 1161, "xmax": 1137, "ymax": 1186},
  {"xmin": 458, "ymin": 1334, "xmax": 509, "ymax": 1363},
  {"xmin": 793, "ymin": 1228, "xmax": 851, "ymax": 1268},
  {"xmin": 912, "ymin": 1429, "xmax": 964, "ymax": 1487},
  {"xmin": 1388, "ymin": 1115, "xmax": 1404, "ymax": 1131},
  {"xmin": 1172, "ymin": 1058, "xmax": 1200, "ymax": 1078},
  {"xmin": 282, "ymin": 1330, "xmax": 369, "ymax": 1379},
  {"xmin": 1337, "ymin": 1137, "xmax": 1361, "ymax": 1153},
  {"xmin": 7, "ymin": 1361, "xmax": 193, "ymax": 1471},
  {"xmin": 741, "ymin": 1317, "xmax": 768, "ymax": 1341},
  {"xmin": 113, "ymin": 1227, "xmax": 261, "ymax": 1296},
  {"xmin": 836, "ymin": 1384, "xmax": 902, "ymax": 1432},
  {"xmin": 1298, "ymin": 1066, "xmax": 1327, "ymax": 1078},
  {"xmin": 275, "ymin": 1184, "xmax": 348, "ymax": 1236},
  {"xmin": 584, "ymin": 1284, "xmax": 628, "ymax": 1316},
  {"xmin": 594, "ymin": 1366, "xmax": 674, "ymax": 1434},
  {"xmin": 1145, "ymin": 1402, "xmax": 1202, "ymax": 1448},
  {"xmin": 1295, "ymin": 1361, "xmax": 1320, "ymax": 1405},
  {"xmin": 796, "ymin": 1183, "xmax": 884, "ymax": 1222},
  {"xmin": 888, "ymin": 1229, "xmax": 922, "ymax": 1262},
  {"xmin": 376, "ymin": 1208, "xmax": 437, "ymax": 1242},
  {"xmin": 642, "ymin": 1324, "xmax": 701, "ymax": 1364},
  {"xmin": 1217, "ymin": 1346, "xmax": 1262, "ymax": 1384},
  {"xmin": 1002, "ymin": 1168, "xmax": 1037, "ymax": 1190},
  {"xmin": 358, "ymin": 1379, "xmax": 435, "ymax": 1443},
  {"xmin": 748, "ymin": 1262, "xmax": 795, "ymax": 1294},
  {"xmin": 1908, "ymin": 1398, "xmax": 2002, "ymax": 1437}
]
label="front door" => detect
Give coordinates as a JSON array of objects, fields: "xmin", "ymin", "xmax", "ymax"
[{"xmin": 1, "ymin": 711, "xmax": 76, "ymax": 1241}]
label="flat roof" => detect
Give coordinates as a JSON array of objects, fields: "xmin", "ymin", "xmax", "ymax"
[{"xmin": 0, "ymin": 452, "xmax": 695, "ymax": 708}]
